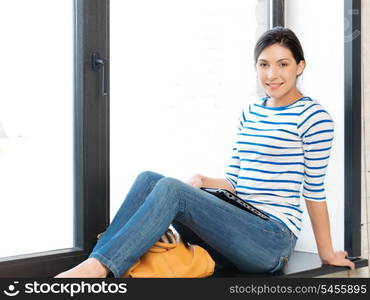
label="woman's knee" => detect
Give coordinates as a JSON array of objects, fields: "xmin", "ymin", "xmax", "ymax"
[
  {"xmin": 136, "ymin": 170, "xmax": 165, "ymax": 184},
  {"xmin": 153, "ymin": 176, "xmax": 182, "ymax": 193},
  {"xmin": 149, "ymin": 177, "xmax": 187, "ymax": 206}
]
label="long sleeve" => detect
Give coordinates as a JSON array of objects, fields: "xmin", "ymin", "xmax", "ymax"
[
  {"xmin": 224, "ymin": 108, "xmax": 246, "ymax": 190},
  {"xmin": 297, "ymin": 103, "xmax": 335, "ymax": 202}
]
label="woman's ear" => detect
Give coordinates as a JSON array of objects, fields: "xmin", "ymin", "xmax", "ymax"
[{"xmin": 297, "ymin": 60, "xmax": 305, "ymax": 76}]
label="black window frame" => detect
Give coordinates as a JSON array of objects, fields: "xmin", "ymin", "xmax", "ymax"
[
  {"xmin": 344, "ymin": 0, "xmax": 362, "ymax": 257},
  {"xmin": 0, "ymin": 0, "xmax": 110, "ymax": 277}
]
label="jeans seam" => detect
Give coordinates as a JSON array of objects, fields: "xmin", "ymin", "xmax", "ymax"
[
  {"xmin": 261, "ymin": 228, "xmax": 286, "ymax": 235},
  {"xmin": 211, "ymin": 202, "xmax": 262, "ymax": 232},
  {"xmin": 178, "ymin": 189, "xmax": 187, "ymax": 218},
  {"xmin": 290, "ymin": 232, "xmax": 297, "ymax": 254}
]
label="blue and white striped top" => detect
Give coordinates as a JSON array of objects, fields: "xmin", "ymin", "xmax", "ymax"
[{"xmin": 225, "ymin": 96, "xmax": 335, "ymax": 238}]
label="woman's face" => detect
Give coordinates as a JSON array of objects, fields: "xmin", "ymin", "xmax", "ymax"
[{"xmin": 254, "ymin": 43, "xmax": 305, "ymax": 101}]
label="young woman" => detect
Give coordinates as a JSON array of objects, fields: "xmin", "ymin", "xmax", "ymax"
[{"xmin": 54, "ymin": 26, "xmax": 355, "ymax": 278}]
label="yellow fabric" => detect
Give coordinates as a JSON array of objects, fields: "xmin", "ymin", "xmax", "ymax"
[{"xmin": 96, "ymin": 228, "xmax": 215, "ymax": 278}]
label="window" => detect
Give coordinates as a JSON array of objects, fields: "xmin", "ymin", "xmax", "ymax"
[
  {"xmin": 0, "ymin": 0, "xmax": 109, "ymax": 277},
  {"xmin": 0, "ymin": 0, "xmax": 74, "ymax": 258}
]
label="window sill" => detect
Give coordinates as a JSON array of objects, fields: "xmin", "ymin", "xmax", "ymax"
[{"xmin": 211, "ymin": 251, "xmax": 368, "ymax": 278}]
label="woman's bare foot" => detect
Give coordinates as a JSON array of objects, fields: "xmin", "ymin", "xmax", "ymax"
[{"xmin": 54, "ymin": 258, "xmax": 110, "ymax": 278}]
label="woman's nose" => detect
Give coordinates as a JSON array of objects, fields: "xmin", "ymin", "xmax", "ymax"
[{"xmin": 267, "ymin": 66, "xmax": 280, "ymax": 79}]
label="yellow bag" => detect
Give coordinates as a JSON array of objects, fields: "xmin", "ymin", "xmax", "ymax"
[{"xmin": 96, "ymin": 228, "xmax": 215, "ymax": 278}]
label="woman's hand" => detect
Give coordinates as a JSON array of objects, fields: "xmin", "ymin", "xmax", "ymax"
[
  {"xmin": 185, "ymin": 173, "xmax": 204, "ymax": 188},
  {"xmin": 320, "ymin": 250, "xmax": 355, "ymax": 270}
]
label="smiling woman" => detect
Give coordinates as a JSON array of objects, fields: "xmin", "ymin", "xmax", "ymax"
[
  {"xmin": 254, "ymin": 27, "xmax": 306, "ymax": 107},
  {"xmin": 227, "ymin": 26, "xmax": 353, "ymax": 270}
]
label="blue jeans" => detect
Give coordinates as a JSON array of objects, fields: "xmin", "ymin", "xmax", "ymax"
[{"xmin": 89, "ymin": 171, "xmax": 297, "ymax": 277}]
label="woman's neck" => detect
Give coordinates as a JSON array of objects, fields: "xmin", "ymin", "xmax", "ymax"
[{"xmin": 265, "ymin": 92, "xmax": 304, "ymax": 107}]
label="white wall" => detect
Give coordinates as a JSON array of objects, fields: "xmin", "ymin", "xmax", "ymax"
[
  {"xmin": 110, "ymin": 0, "xmax": 268, "ymax": 218},
  {"xmin": 285, "ymin": 0, "xmax": 345, "ymax": 253}
]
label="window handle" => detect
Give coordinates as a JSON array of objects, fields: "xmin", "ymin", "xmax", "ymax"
[{"xmin": 91, "ymin": 52, "xmax": 108, "ymax": 97}]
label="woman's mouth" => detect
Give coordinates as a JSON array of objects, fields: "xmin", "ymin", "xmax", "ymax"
[{"xmin": 266, "ymin": 83, "xmax": 284, "ymax": 90}]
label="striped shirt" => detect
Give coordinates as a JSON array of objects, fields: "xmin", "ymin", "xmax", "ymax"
[{"xmin": 225, "ymin": 96, "xmax": 335, "ymax": 238}]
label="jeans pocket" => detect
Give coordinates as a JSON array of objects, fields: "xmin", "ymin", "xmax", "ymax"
[
  {"xmin": 268, "ymin": 256, "xmax": 289, "ymax": 274},
  {"xmin": 261, "ymin": 219, "xmax": 289, "ymax": 235}
]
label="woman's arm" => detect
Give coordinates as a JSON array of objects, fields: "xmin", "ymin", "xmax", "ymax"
[
  {"xmin": 200, "ymin": 175, "xmax": 235, "ymax": 193},
  {"xmin": 186, "ymin": 173, "xmax": 235, "ymax": 193},
  {"xmin": 305, "ymin": 200, "xmax": 355, "ymax": 270},
  {"xmin": 298, "ymin": 105, "xmax": 355, "ymax": 269}
]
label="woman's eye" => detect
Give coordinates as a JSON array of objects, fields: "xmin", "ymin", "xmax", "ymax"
[
  {"xmin": 281, "ymin": 63, "xmax": 288, "ymax": 67},
  {"xmin": 259, "ymin": 63, "xmax": 267, "ymax": 67}
]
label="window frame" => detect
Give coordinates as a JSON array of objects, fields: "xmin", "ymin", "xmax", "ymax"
[
  {"xmin": 343, "ymin": 0, "xmax": 362, "ymax": 257},
  {"xmin": 269, "ymin": 0, "xmax": 285, "ymax": 27}
]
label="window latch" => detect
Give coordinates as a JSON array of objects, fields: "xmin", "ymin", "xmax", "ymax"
[{"xmin": 91, "ymin": 52, "xmax": 108, "ymax": 97}]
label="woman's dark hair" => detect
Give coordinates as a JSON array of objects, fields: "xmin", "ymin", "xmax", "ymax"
[{"xmin": 254, "ymin": 26, "xmax": 305, "ymax": 73}]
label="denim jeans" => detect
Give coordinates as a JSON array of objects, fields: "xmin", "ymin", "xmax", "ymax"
[{"xmin": 89, "ymin": 170, "xmax": 297, "ymax": 278}]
